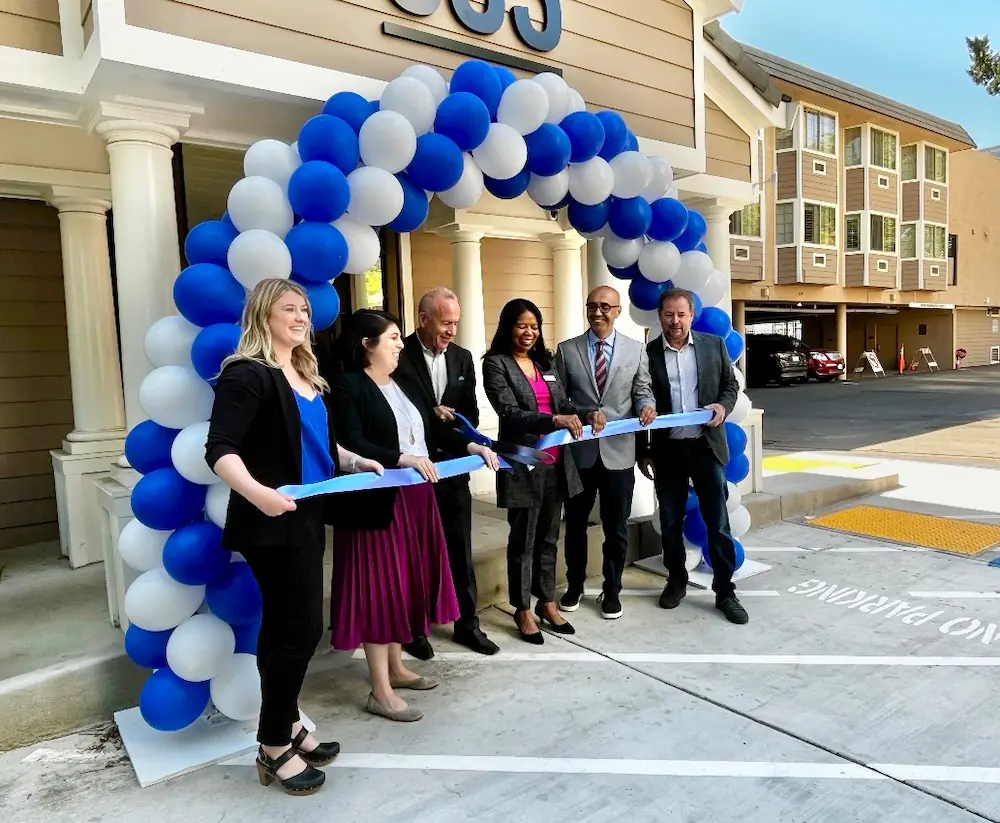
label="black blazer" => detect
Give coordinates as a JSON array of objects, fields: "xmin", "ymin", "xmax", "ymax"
[
  {"xmin": 328, "ymin": 370, "xmax": 474, "ymax": 529},
  {"xmin": 205, "ymin": 359, "xmax": 337, "ymax": 552}
]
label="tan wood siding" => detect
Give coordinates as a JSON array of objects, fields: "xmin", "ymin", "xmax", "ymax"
[
  {"xmin": 844, "ymin": 254, "xmax": 865, "ymax": 287},
  {"xmin": 923, "ymin": 182, "xmax": 947, "ymax": 224},
  {"xmin": 868, "ymin": 168, "xmax": 899, "ymax": 214},
  {"xmin": 867, "ymin": 254, "xmax": 897, "ymax": 289},
  {"xmin": 0, "ymin": 199, "xmax": 70, "ymax": 550},
  {"xmin": 901, "ymin": 259, "xmax": 920, "ymax": 291},
  {"xmin": 776, "ymin": 152, "xmax": 797, "ymax": 201},
  {"xmin": 730, "ymin": 239, "xmax": 763, "ymax": 282},
  {"xmin": 801, "ymin": 245, "xmax": 838, "ymax": 285},
  {"xmin": 955, "ymin": 308, "xmax": 1000, "ymax": 367},
  {"xmin": 776, "ymin": 247, "xmax": 797, "ymax": 285},
  {"xmin": 706, "ymin": 97, "xmax": 750, "ymax": 182},
  {"xmin": 901, "ymin": 181, "xmax": 920, "ymax": 222},
  {"xmin": 801, "ymin": 151, "xmax": 837, "ymax": 203},
  {"xmin": 0, "ymin": 0, "xmax": 61, "ymax": 54},
  {"xmin": 409, "ymin": 230, "xmax": 452, "ymax": 327},
  {"xmin": 126, "ymin": 0, "xmax": 696, "ymax": 148},
  {"xmin": 922, "ymin": 260, "xmax": 947, "ymax": 291},
  {"xmin": 845, "ymin": 168, "xmax": 865, "ymax": 212}
]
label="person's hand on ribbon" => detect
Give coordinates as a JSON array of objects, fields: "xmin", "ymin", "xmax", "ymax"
[
  {"xmin": 638, "ymin": 405, "xmax": 657, "ymax": 427},
  {"xmin": 251, "ymin": 486, "xmax": 298, "ymax": 517},
  {"xmin": 553, "ymin": 413, "xmax": 584, "ymax": 440},
  {"xmin": 399, "ymin": 454, "xmax": 439, "ymax": 483},
  {"xmin": 467, "ymin": 442, "xmax": 501, "ymax": 471},
  {"xmin": 587, "ymin": 410, "xmax": 607, "ymax": 435},
  {"xmin": 703, "ymin": 403, "xmax": 727, "ymax": 428},
  {"xmin": 434, "ymin": 405, "xmax": 456, "ymax": 422},
  {"xmin": 352, "ymin": 457, "xmax": 385, "ymax": 475}
]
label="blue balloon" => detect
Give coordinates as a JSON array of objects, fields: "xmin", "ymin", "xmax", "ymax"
[
  {"xmin": 628, "ymin": 276, "xmax": 669, "ymax": 312},
  {"xmin": 648, "ymin": 198, "xmax": 689, "ymax": 242},
  {"xmin": 694, "ymin": 306, "xmax": 733, "ymax": 338},
  {"xmin": 184, "ymin": 220, "xmax": 238, "ymax": 268},
  {"xmin": 285, "ymin": 221, "xmax": 349, "ymax": 284},
  {"xmin": 608, "ymin": 263, "xmax": 639, "ymax": 280},
  {"xmin": 233, "ymin": 617, "xmax": 261, "ymax": 655},
  {"xmin": 695, "ymin": 242, "xmax": 708, "ymax": 254},
  {"xmin": 675, "ymin": 210, "xmax": 707, "ymax": 252},
  {"xmin": 725, "ymin": 452, "xmax": 750, "ymax": 484},
  {"xmin": 125, "ymin": 624, "xmax": 172, "ymax": 669},
  {"xmin": 220, "ymin": 211, "xmax": 236, "ymax": 231},
  {"xmin": 139, "ymin": 667, "xmax": 211, "ymax": 732},
  {"xmin": 494, "ymin": 64, "xmax": 517, "ymax": 93},
  {"xmin": 124, "ymin": 420, "xmax": 178, "ymax": 475},
  {"xmin": 388, "ymin": 172, "xmax": 430, "ymax": 232},
  {"xmin": 702, "ymin": 538, "xmax": 745, "ymax": 571},
  {"xmin": 567, "ymin": 199, "xmax": 609, "ymax": 234},
  {"xmin": 560, "ymin": 112, "xmax": 606, "ymax": 163},
  {"xmin": 725, "ymin": 330, "xmax": 745, "ymax": 361},
  {"xmin": 608, "ymin": 196, "xmax": 652, "ymax": 240},
  {"xmin": 369, "ymin": 99, "xmax": 380, "ymax": 113},
  {"xmin": 287, "ymin": 161, "xmax": 350, "ymax": 224},
  {"xmin": 484, "ymin": 167, "xmax": 531, "ymax": 199},
  {"xmin": 297, "ymin": 114, "xmax": 359, "ymax": 175},
  {"xmin": 596, "ymin": 111, "xmax": 628, "ymax": 161},
  {"xmin": 407, "ymin": 133, "xmax": 464, "ymax": 192},
  {"xmin": 163, "ymin": 521, "xmax": 229, "ymax": 587},
  {"xmin": 301, "ymin": 280, "xmax": 341, "ymax": 331},
  {"xmin": 524, "ymin": 124, "xmax": 571, "ymax": 176},
  {"xmin": 685, "ymin": 489, "xmax": 700, "ymax": 515},
  {"xmin": 206, "ymin": 561, "xmax": 263, "ymax": 626},
  {"xmin": 132, "ymin": 468, "xmax": 207, "ymax": 531},
  {"xmin": 173, "ymin": 264, "xmax": 245, "ymax": 328},
  {"xmin": 683, "ymin": 509, "xmax": 708, "ymax": 547},
  {"xmin": 725, "ymin": 421, "xmax": 748, "ymax": 456},
  {"xmin": 434, "ymin": 92, "xmax": 491, "ymax": 152},
  {"xmin": 449, "ymin": 59, "xmax": 502, "ymax": 118},
  {"xmin": 191, "ymin": 323, "xmax": 241, "ymax": 383},
  {"xmin": 624, "ymin": 130, "xmax": 639, "ymax": 151},
  {"xmin": 322, "ymin": 91, "xmax": 373, "ymax": 134}
]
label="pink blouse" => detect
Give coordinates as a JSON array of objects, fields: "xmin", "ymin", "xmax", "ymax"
[{"xmin": 528, "ymin": 367, "xmax": 562, "ymax": 461}]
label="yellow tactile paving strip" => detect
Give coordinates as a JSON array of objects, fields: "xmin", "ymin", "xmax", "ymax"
[
  {"xmin": 810, "ymin": 505, "xmax": 1000, "ymax": 555},
  {"xmin": 763, "ymin": 456, "xmax": 871, "ymax": 473}
]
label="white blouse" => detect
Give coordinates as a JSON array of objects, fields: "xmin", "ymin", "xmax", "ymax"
[{"xmin": 378, "ymin": 380, "xmax": 429, "ymax": 458}]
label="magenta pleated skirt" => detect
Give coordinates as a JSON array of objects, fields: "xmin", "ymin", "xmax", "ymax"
[{"xmin": 329, "ymin": 483, "xmax": 460, "ymax": 650}]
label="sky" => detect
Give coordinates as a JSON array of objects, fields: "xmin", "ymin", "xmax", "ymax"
[{"xmin": 721, "ymin": 0, "xmax": 1000, "ymax": 149}]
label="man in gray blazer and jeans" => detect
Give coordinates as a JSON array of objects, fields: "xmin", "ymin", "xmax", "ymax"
[{"xmin": 556, "ymin": 285, "xmax": 656, "ymax": 619}]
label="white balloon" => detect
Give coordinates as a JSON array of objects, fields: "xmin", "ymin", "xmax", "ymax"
[
  {"xmin": 729, "ymin": 505, "xmax": 751, "ymax": 539},
  {"xmin": 565, "ymin": 88, "xmax": 586, "ymax": 114},
  {"xmin": 684, "ymin": 537, "xmax": 703, "ymax": 571},
  {"xmin": 227, "ymin": 176, "xmax": 294, "ymax": 239},
  {"xmin": 696, "ymin": 268, "xmax": 729, "ymax": 308},
  {"xmin": 568, "ymin": 157, "xmax": 614, "ymax": 206},
  {"xmin": 610, "ymin": 151, "xmax": 654, "ymax": 199},
  {"xmin": 170, "ymin": 421, "xmax": 218, "ymax": 485},
  {"xmin": 472, "ymin": 123, "xmax": 528, "ymax": 181},
  {"xmin": 671, "ymin": 251, "xmax": 715, "ymax": 291},
  {"xmin": 638, "ymin": 240, "xmax": 681, "ymax": 283},
  {"xmin": 358, "ymin": 110, "xmax": 417, "ymax": 173},
  {"xmin": 438, "ymin": 154, "xmax": 484, "ymax": 209},
  {"xmin": 496, "ymin": 79, "xmax": 549, "ymax": 136},
  {"xmin": 243, "ymin": 139, "xmax": 300, "ymax": 191},
  {"xmin": 166, "ymin": 614, "xmax": 236, "ymax": 682},
  {"xmin": 144, "ymin": 316, "xmax": 198, "ymax": 370},
  {"xmin": 733, "ymin": 366, "xmax": 746, "ymax": 391},
  {"xmin": 534, "ymin": 72, "xmax": 569, "ymax": 125},
  {"xmin": 643, "ymin": 156, "xmax": 674, "ymax": 202},
  {"xmin": 124, "ymin": 567, "xmax": 205, "ymax": 632},
  {"xmin": 139, "ymin": 366, "xmax": 215, "ymax": 430},
  {"xmin": 206, "ymin": 482, "xmax": 231, "ymax": 529},
  {"xmin": 527, "ymin": 169, "xmax": 569, "ymax": 208},
  {"xmin": 118, "ymin": 520, "xmax": 171, "ymax": 572},
  {"xmin": 726, "ymin": 480, "xmax": 742, "ymax": 513},
  {"xmin": 226, "ymin": 229, "xmax": 291, "ymax": 291},
  {"xmin": 629, "ymin": 304, "xmax": 659, "ymax": 328},
  {"xmin": 380, "ymin": 76, "xmax": 437, "ymax": 136},
  {"xmin": 602, "ymin": 235, "xmax": 643, "ymax": 268},
  {"xmin": 332, "ymin": 215, "xmax": 382, "ymax": 275},
  {"xmin": 665, "ymin": 182, "xmax": 679, "ymax": 199},
  {"xmin": 729, "ymin": 391, "xmax": 752, "ymax": 425},
  {"xmin": 210, "ymin": 653, "xmax": 262, "ymax": 721},
  {"xmin": 401, "ymin": 64, "xmax": 449, "ymax": 106},
  {"xmin": 346, "ymin": 166, "xmax": 404, "ymax": 226}
]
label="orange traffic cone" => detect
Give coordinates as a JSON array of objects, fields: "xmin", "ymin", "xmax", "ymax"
[{"xmin": 898, "ymin": 345, "xmax": 905, "ymax": 374}]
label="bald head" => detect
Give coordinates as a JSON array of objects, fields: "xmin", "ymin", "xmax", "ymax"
[{"xmin": 585, "ymin": 285, "xmax": 622, "ymax": 338}]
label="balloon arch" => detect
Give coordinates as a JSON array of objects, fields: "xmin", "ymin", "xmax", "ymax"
[{"xmin": 119, "ymin": 59, "xmax": 755, "ymax": 732}]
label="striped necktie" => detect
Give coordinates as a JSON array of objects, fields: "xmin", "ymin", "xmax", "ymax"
[{"xmin": 595, "ymin": 339, "xmax": 607, "ymax": 396}]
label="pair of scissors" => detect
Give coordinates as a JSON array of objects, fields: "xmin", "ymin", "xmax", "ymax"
[{"xmin": 452, "ymin": 412, "xmax": 556, "ymax": 468}]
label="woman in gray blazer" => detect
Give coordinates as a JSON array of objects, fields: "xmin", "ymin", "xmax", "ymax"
[{"xmin": 483, "ymin": 299, "xmax": 592, "ymax": 644}]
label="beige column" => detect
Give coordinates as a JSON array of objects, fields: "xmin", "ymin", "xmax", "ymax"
[
  {"xmin": 700, "ymin": 203, "xmax": 735, "ymax": 317},
  {"xmin": 836, "ymin": 302, "xmax": 848, "ymax": 381},
  {"xmin": 732, "ymin": 299, "xmax": 747, "ymax": 371},
  {"xmin": 544, "ymin": 231, "xmax": 587, "ymax": 346}
]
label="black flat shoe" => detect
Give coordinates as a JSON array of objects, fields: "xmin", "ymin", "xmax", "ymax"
[
  {"xmin": 716, "ymin": 596, "xmax": 749, "ymax": 625},
  {"xmin": 454, "ymin": 625, "xmax": 500, "ymax": 655},
  {"xmin": 291, "ymin": 726, "xmax": 340, "ymax": 767},
  {"xmin": 403, "ymin": 635, "xmax": 434, "ymax": 660},
  {"xmin": 513, "ymin": 611, "xmax": 544, "ymax": 645},
  {"xmin": 534, "ymin": 601, "xmax": 576, "ymax": 635},
  {"xmin": 256, "ymin": 747, "xmax": 326, "ymax": 795}
]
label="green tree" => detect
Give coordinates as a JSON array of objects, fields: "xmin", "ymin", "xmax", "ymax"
[{"xmin": 968, "ymin": 35, "xmax": 1000, "ymax": 95}]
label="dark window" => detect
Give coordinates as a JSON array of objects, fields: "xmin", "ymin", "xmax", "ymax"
[{"xmin": 948, "ymin": 234, "xmax": 958, "ymax": 286}]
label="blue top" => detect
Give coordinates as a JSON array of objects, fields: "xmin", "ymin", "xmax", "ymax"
[
  {"xmin": 294, "ymin": 391, "xmax": 335, "ymax": 484},
  {"xmin": 587, "ymin": 327, "xmax": 617, "ymax": 372}
]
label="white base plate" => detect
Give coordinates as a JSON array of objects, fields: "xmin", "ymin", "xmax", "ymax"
[
  {"xmin": 115, "ymin": 704, "xmax": 314, "ymax": 788},
  {"xmin": 634, "ymin": 555, "xmax": 772, "ymax": 588}
]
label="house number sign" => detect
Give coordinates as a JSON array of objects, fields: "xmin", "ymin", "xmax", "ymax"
[{"xmin": 391, "ymin": 0, "xmax": 562, "ymax": 52}]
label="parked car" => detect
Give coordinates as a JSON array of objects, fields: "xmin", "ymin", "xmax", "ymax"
[
  {"xmin": 803, "ymin": 343, "xmax": 847, "ymax": 381},
  {"xmin": 745, "ymin": 334, "xmax": 845, "ymax": 385}
]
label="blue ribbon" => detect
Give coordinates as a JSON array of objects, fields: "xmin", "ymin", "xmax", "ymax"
[{"xmin": 534, "ymin": 409, "xmax": 713, "ymax": 450}]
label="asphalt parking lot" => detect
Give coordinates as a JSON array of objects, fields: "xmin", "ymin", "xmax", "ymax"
[{"xmin": 747, "ymin": 367, "xmax": 1000, "ymax": 452}]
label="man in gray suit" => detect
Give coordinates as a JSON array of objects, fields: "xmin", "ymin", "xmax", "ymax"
[
  {"xmin": 637, "ymin": 287, "xmax": 747, "ymax": 625},
  {"xmin": 555, "ymin": 285, "xmax": 656, "ymax": 619}
]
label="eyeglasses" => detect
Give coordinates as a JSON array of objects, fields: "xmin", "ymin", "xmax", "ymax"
[{"xmin": 586, "ymin": 303, "xmax": 620, "ymax": 314}]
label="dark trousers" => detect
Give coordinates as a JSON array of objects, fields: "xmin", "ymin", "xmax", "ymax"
[
  {"xmin": 434, "ymin": 475, "xmax": 478, "ymax": 631},
  {"xmin": 240, "ymin": 544, "xmax": 324, "ymax": 746},
  {"xmin": 564, "ymin": 455, "xmax": 635, "ymax": 596},
  {"xmin": 505, "ymin": 464, "xmax": 561, "ymax": 610},
  {"xmin": 652, "ymin": 436, "xmax": 737, "ymax": 598}
]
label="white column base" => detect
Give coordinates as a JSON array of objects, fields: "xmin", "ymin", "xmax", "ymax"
[
  {"xmin": 740, "ymin": 407, "xmax": 765, "ymax": 494},
  {"xmin": 94, "ymin": 475, "xmax": 137, "ymax": 629},
  {"xmin": 50, "ymin": 446, "xmax": 123, "ymax": 568}
]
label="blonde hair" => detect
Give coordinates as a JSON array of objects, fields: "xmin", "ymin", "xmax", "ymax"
[{"xmin": 221, "ymin": 278, "xmax": 330, "ymax": 394}]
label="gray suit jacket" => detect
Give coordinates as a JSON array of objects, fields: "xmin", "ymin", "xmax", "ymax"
[
  {"xmin": 555, "ymin": 330, "xmax": 655, "ymax": 471},
  {"xmin": 638, "ymin": 331, "xmax": 739, "ymax": 467}
]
